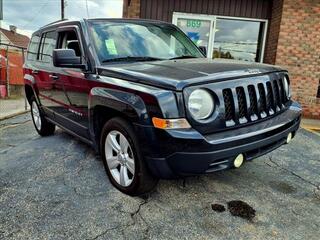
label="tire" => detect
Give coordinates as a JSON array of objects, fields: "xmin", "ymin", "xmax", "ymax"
[
  {"xmin": 30, "ymin": 96, "xmax": 55, "ymax": 136},
  {"xmin": 100, "ymin": 117, "xmax": 158, "ymax": 196}
]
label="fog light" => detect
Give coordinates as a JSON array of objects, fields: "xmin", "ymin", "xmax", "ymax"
[
  {"xmin": 286, "ymin": 132, "xmax": 293, "ymax": 144},
  {"xmin": 234, "ymin": 154, "xmax": 244, "ymax": 168}
]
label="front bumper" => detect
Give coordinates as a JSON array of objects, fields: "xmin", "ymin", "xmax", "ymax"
[{"xmin": 135, "ymin": 102, "xmax": 302, "ymax": 178}]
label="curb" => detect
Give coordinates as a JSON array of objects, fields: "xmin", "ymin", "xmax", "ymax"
[
  {"xmin": 0, "ymin": 110, "xmax": 30, "ymax": 121},
  {"xmin": 301, "ymin": 124, "xmax": 320, "ymax": 131},
  {"xmin": 302, "ymin": 127, "xmax": 320, "ymax": 137},
  {"xmin": 301, "ymin": 118, "xmax": 320, "ymax": 137}
]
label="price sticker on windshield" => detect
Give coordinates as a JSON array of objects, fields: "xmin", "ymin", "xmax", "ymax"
[{"xmin": 105, "ymin": 39, "xmax": 118, "ymax": 55}]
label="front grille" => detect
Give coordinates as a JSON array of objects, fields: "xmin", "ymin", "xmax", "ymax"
[{"xmin": 222, "ymin": 78, "xmax": 289, "ymax": 127}]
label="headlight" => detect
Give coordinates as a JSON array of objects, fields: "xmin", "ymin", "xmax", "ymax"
[
  {"xmin": 283, "ymin": 76, "xmax": 290, "ymax": 98},
  {"xmin": 188, "ymin": 89, "xmax": 214, "ymax": 120}
]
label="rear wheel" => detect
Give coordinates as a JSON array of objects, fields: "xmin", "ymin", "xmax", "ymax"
[
  {"xmin": 30, "ymin": 96, "xmax": 55, "ymax": 136},
  {"xmin": 101, "ymin": 117, "xmax": 158, "ymax": 196}
]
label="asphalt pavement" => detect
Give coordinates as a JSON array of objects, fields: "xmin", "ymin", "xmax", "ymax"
[{"xmin": 0, "ymin": 114, "xmax": 319, "ymax": 240}]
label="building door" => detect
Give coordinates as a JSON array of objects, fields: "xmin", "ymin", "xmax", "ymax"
[
  {"xmin": 173, "ymin": 12, "xmax": 268, "ymax": 63},
  {"xmin": 173, "ymin": 14, "xmax": 215, "ymax": 59}
]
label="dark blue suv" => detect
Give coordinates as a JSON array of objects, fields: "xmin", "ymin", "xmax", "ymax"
[{"xmin": 24, "ymin": 19, "xmax": 301, "ymax": 195}]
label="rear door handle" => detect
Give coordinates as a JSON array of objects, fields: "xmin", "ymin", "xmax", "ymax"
[
  {"xmin": 49, "ymin": 74, "xmax": 59, "ymax": 80},
  {"xmin": 32, "ymin": 70, "xmax": 39, "ymax": 74}
]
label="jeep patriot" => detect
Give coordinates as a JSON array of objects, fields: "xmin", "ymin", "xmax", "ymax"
[{"xmin": 24, "ymin": 19, "xmax": 302, "ymax": 195}]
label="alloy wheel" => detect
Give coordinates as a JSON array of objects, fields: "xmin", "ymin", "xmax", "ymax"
[
  {"xmin": 105, "ymin": 130, "xmax": 135, "ymax": 187},
  {"xmin": 32, "ymin": 101, "xmax": 41, "ymax": 131}
]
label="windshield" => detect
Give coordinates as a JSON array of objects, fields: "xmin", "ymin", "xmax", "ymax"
[{"xmin": 88, "ymin": 20, "xmax": 204, "ymax": 63}]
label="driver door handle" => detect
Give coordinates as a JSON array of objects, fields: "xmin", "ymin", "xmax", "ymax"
[{"xmin": 49, "ymin": 74, "xmax": 59, "ymax": 80}]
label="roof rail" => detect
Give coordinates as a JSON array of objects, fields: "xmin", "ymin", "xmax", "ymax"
[{"xmin": 40, "ymin": 19, "xmax": 69, "ymax": 29}]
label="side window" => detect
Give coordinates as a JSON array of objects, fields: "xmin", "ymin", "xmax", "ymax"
[
  {"xmin": 57, "ymin": 30, "xmax": 82, "ymax": 58},
  {"xmin": 27, "ymin": 35, "xmax": 40, "ymax": 61},
  {"xmin": 39, "ymin": 31, "xmax": 56, "ymax": 63}
]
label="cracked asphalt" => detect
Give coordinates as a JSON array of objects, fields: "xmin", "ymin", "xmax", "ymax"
[{"xmin": 0, "ymin": 113, "xmax": 319, "ymax": 240}]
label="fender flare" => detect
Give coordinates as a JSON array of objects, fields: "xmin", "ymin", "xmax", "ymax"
[
  {"xmin": 24, "ymin": 73, "xmax": 40, "ymax": 104},
  {"xmin": 89, "ymin": 87, "xmax": 149, "ymax": 124},
  {"xmin": 88, "ymin": 87, "xmax": 152, "ymax": 149}
]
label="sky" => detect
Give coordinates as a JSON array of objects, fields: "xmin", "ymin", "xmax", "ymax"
[{"xmin": 1, "ymin": 0, "xmax": 123, "ymax": 37}]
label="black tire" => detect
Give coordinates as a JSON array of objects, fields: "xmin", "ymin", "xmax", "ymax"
[
  {"xmin": 100, "ymin": 117, "xmax": 158, "ymax": 196},
  {"xmin": 30, "ymin": 96, "xmax": 55, "ymax": 136}
]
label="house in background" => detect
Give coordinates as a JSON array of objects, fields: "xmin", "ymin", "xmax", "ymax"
[
  {"xmin": 0, "ymin": 25, "xmax": 30, "ymax": 49},
  {"xmin": 123, "ymin": 0, "xmax": 320, "ymax": 119},
  {"xmin": 0, "ymin": 25, "xmax": 30, "ymax": 97}
]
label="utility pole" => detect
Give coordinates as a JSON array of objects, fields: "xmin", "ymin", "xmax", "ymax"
[
  {"xmin": 61, "ymin": 0, "xmax": 65, "ymax": 20},
  {"xmin": 0, "ymin": 0, "xmax": 2, "ymax": 21}
]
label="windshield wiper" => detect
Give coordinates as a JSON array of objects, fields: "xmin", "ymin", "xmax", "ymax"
[
  {"xmin": 169, "ymin": 55, "xmax": 198, "ymax": 60},
  {"xmin": 102, "ymin": 56, "xmax": 163, "ymax": 63}
]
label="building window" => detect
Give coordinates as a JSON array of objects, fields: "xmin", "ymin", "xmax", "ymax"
[
  {"xmin": 173, "ymin": 12, "xmax": 267, "ymax": 63},
  {"xmin": 317, "ymin": 80, "xmax": 320, "ymax": 98},
  {"xmin": 213, "ymin": 19, "xmax": 265, "ymax": 62}
]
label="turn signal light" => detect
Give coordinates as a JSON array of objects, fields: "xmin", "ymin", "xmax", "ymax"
[{"xmin": 152, "ymin": 117, "xmax": 191, "ymax": 129}]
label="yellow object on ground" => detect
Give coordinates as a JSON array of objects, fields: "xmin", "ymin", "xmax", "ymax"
[{"xmin": 301, "ymin": 118, "xmax": 320, "ymax": 136}]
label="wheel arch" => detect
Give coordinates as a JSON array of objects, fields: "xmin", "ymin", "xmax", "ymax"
[
  {"xmin": 24, "ymin": 73, "xmax": 39, "ymax": 105},
  {"xmin": 25, "ymin": 84, "xmax": 34, "ymax": 104},
  {"xmin": 88, "ymin": 87, "xmax": 150, "ymax": 152}
]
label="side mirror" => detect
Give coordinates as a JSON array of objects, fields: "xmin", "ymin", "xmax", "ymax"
[
  {"xmin": 199, "ymin": 46, "xmax": 207, "ymax": 57},
  {"xmin": 53, "ymin": 49, "xmax": 85, "ymax": 69}
]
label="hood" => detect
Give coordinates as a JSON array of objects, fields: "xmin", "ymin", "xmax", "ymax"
[{"xmin": 98, "ymin": 58, "xmax": 284, "ymax": 91}]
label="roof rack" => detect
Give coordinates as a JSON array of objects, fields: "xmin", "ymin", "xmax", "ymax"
[{"xmin": 40, "ymin": 19, "xmax": 69, "ymax": 29}]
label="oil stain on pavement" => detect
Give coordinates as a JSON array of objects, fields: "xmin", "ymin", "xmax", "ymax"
[
  {"xmin": 211, "ymin": 203, "xmax": 226, "ymax": 212},
  {"xmin": 227, "ymin": 200, "xmax": 256, "ymax": 221},
  {"xmin": 211, "ymin": 200, "xmax": 256, "ymax": 221},
  {"xmin": 269, "ymin": 180, "xmax": 297, "ymax": 194}
]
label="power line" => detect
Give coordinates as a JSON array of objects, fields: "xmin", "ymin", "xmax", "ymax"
[{"xmin": 22, "ymin": 0, "xmax": 50, "ymax": 28}]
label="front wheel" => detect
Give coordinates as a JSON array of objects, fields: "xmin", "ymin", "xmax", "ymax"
[
  {"xmin": 30, "ymin": 96, "xmax": 55, "ymax": 136},
  {"xmin": 100, "ymin": 117, "xmax": 158, "ymax": 196}
]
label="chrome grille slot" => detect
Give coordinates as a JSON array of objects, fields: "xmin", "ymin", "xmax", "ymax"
[
  {"xmin": 248, "ymin": 85, "xmax": 258, "ymax": 120},
  {"xmin": 236, "ymin": 87, "xmax": 247, "ymax": 121},
  {"xmin": 266, "ymin": 82, "xmax": 275, "ymax": 114},
  {"xmin": 258, "ymin": 83, "xmax": 267, "ymax": 118},
  {"xmin": 272, "ymin": 80, "xmax": 281, "ymax": 111},
  {"xmin": 278, "ymin": 79, "xmax": 286, "ymax": 104},
  {"xmin": 223, "ymin": 89, "xmax": 235, "ymax": 123}
]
